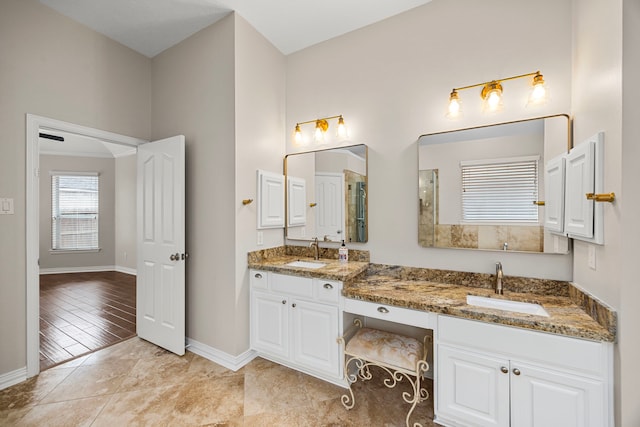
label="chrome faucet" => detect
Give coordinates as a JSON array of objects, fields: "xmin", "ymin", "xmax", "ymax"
[
  {"xmin": 310, "ymin": 237, "xmax": 320, "ymax": 260},
  {"xmin": 503, "ymin": 242, "xmax": 508, "ymax": 251},
  {"xmin": 495, "ymin": 262, "xmax": 504, "ymax": 295}
]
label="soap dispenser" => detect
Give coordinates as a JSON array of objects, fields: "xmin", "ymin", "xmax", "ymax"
[{"xmin": 339, "ymin": 240, "xmax": 348, "ymax": 263}]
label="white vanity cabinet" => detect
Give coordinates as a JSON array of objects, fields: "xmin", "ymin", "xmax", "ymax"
[
  {"xmin": 436, "ymin": 315, "xmax": 613, "ymax": 427},
  {"xmin": 250, "ymin": 269, "xmax": 343, "ymax": 385}
]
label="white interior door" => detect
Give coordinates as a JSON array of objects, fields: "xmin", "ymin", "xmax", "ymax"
[
  {"xmin": 315, "ymin": 173, "xmax": 344, "ymax": 242},
  {"xmin": 137, "ymin": 135, "xmax": 186, "ymax": 355}
]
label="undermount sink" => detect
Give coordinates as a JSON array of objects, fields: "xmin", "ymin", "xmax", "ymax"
[
  {"xmin": 285, "ymin": 260, "xmax": 327, "ymax": 269},
  {"xmin": 466, "ymin": 295, "xmax": 550, "ymax": 317}
]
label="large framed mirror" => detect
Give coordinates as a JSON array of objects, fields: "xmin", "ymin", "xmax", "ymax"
[
  {"xmin": 418, "ymin": 115, "xmax": 570, "ymax": 254},
  {"xmin": 285, "ymin": 144, "xmax": 368, "ymax": 243}
]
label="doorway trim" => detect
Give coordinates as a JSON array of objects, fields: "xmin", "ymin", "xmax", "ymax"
[{"xmin": 25, "ymin": 114, "xmax": 147, "ymax": 377}]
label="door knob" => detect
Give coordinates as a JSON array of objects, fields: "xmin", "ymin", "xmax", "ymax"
[
  {"xmin": 501, "ymin": 366, "xmax": 508, "ymax": 374},
  {"xmin": 377, "ymin": 307, "xmax": 389, "ymax": 314},
  {"xmin": 323, "ymin": 283, "xmax": 333, "ymax": 289},
  {"xmin": 170, "ymin": 253, "xmax": 180, "ymax": 261},
  {"xmin": 513, "ymin": 368, "xmax": 521, "ymax": 376}
]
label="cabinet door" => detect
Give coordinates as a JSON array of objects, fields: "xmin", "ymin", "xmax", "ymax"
[
  {"xmin": 510, "ymin": 361, "xmax": 606, "ymax": 427},
  {"xmin": 437, "ymin": 345, "xmax": 510, "ymax": 427},
  {"xmin": 257, "ymin": 169, "xmax": 285, "ymax": 229},
  {"xmin": 287, "ymin": 176, "xmax": 307, "ymax": 226},
  {"xmin": 251, "ymin": 291, "xmax": 289, "ymax": 358},
  {"xmin": 291, "ymin": 299, "xmax": 340, "ymax": 377},
  {"xmin": 564, "ymin": 140, "xmax": 595, "ymax": 238},
  {"xmin": 544, "ymin": 154, "xmax": 566, "ymax": 234}
]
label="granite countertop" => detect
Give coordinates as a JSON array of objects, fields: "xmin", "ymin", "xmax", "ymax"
[
  {"xmin": 248, "ymin": 255, "xmax": 369, "ymax": 281},
  {"xmin": 343, "ymin": 273, "xmax": 615, "ymax": 342}
]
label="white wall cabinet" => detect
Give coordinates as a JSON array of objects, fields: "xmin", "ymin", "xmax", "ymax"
[
  {"xmin": 435, "ymin": 315, "xmax": 612, "ymax": 427},
  {"xmin": 257, "ymin": 169, "xmax": 285, "ymax": 229},
  {"xmin": 250, "ymin": 270, "xmax": 343, "ymax": 385},
  {"xmin": 287, "ymin": 176, "xmax": 307, "ymax": 226},
  {"xmin": 543, "ymin": 154, "xmax": 566, "ymax": 234},
  {"xmin": 563, "ymin": 132, "xmax": 605, "ymax": 244}
]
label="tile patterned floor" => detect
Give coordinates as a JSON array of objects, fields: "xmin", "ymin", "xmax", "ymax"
[{"xmin": 0, "ymin": 337, "xmax": 434, "ymax": 426}]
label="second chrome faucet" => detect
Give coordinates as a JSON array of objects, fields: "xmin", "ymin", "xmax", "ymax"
[{"xmin": 495, "ymin": 262, "xmax": 504, "ymax": 294}]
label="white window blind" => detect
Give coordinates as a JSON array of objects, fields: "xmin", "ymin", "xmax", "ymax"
[
  {"xmin": 461, "ymin": 156, "xmax": 539, "ymax": 223},
  {"xmin": 51, "ymin": 173, "xmax": 99, "ymax": 250}
]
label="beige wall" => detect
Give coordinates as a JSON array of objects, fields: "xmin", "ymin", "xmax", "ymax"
[
  {"xmin": 151, "ymin": 13, "xmax": 285, "ymax": 355},
  {"xmin": 0, "ymin": 0, "xmax": 150, "ymax": 375},
  {"xmin": 620, "ymin": 1, "xmax": 640, "ymax": 424},
  {"xmin": 115, "ymin": 154, "xmax": 137, "ymax": 272},
  {"xmin": 151, "ymin": 13, "xmax": 237, "ymax": 355},
  {"xmin": 38, "ymin": 155, "xmax": 116, "ymax": 269},
  {"xmin": 234, "ymin": 14, "xmax": 286, "ymax": 354},
  {"xmin": 286, "ymin": 0, "xmax": 573, "ymax": 280}
]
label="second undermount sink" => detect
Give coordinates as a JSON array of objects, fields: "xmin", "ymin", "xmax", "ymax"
[
  {"xmin": 285, "ymin": 260, "xmax": 327, "ymax": 269},
  {"xmin": 466, "ymin": 295, "xmax": 550, "ymax": 317}
]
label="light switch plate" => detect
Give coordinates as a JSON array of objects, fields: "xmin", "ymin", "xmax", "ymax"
[{"xmin": 0, "ymin": 198, "xmax": 14, "ymax": 215}]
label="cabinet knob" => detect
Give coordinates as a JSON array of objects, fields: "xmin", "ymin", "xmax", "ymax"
[
  {"xmin": 292, "ymin": 303, "xmax": 297, "ymax": 308},
  {"xmin": 377, "ymin": 307, "xmax": 389, "ymax": 314},
  {"xmin": 282, "ymin": 300, "xmax": 286, "ymax": 304},
  {"xmin": 501, "ymin": 366, "xmax": 508, "ymax": 374},
  {"xmin": 323, "ymin": 283, "xmax": 333, "ymax": 289},
  {"xmin": 255, "ymin": 273, "xmax": 262, "ymax": 279},
  {"xmin": 513, "ymin": 368, "xmax": 521, "ymax": 376}
]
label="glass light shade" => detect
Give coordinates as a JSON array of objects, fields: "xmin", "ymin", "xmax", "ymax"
[
  {"xmin": 337, "ymin": 116, "xmax": 348, "ymax": 138},
  {"xmin": 481, "ymin": 82, "xmax": 503, "ymax": 112},
  {"xmin": 447, "ymin": 90, "xmax": 462, "ymax": 118},
  {"xmin": 314, "ymin": 125, "xmax": 325, "ymax": 143},
  {"xmin": 527, "ymin": 74, "xmax": 547, "ymax": 105},
  {"xmin": 294, "ymin": 124, "xmax": 302, "ymax": 144}
]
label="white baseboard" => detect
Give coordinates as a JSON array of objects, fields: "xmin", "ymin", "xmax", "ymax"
[
  {"xmin": 186, "ymin": 338, "xmax": 257, "ymax": 372},
  {"xmin": 39, "ymin": 265, "xmax": 137, "ymax": 276},
  {"xmin": 0, "ymin": 367, "xmax": 27, "ymax": 391},
  {"xmin": 115, "ymin": 265, "xmax": 137, "ymax": 276},
  {"xmin": 40, "ymin": 265, "xmax": 116, "ymax": 275}
]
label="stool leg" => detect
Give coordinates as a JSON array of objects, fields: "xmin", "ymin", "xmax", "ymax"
[
  {"xmin": 341, "ymin": 356, "xmax": 363, "ymax": 410},
  {"xmin": 402, "ymin": 360, "xmax": 430, "ymax": 427}
]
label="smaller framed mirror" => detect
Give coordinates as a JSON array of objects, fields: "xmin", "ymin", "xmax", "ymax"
[
  {"xmin": 418, "ymin": 115, "xmax": 570, "ymax": 254},
  {"xmin": 285, "ymin": 144, "xmax": 368, "ymax": 243}
]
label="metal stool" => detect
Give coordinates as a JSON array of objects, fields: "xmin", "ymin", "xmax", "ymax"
[{"xmin": 338, "ymin": 319, "xmax": 430, "ymax": 427}]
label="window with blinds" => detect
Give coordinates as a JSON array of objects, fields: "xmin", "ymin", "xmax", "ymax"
[
  {"xmin": 461, "ymin": 156, "xmax": 539, "ymax": 223},
  {"xmin": 51, "ymin": 173, "xmax": 99, "ymax": 251}
]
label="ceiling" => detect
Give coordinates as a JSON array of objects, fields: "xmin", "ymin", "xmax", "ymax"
[{"xmin": 39, "ymin": 0, "xmax": 432, "ymax": 57}]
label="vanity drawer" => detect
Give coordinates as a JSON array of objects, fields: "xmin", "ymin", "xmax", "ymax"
[
  {"xmin": 343, "ymin": 298, "xmax": 435, "ymax": 329},
  {"xmin": 250, "ymin": 269, "xmax": 269, "ymax": 290},
  {"xmin": 272, "ymin": 273, "xmax": 313, "ymax": 298},
  {"xmin": 314, "ymin": 279, "xmax": 342, "ymax": 304}
]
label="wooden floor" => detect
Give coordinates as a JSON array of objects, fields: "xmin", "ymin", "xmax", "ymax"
[{"xmin": 39, "ymin": 271, "xmax": 136, "ymax": 371}]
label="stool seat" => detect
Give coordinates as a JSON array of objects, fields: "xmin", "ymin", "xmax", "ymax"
[{"xmin": 345, "ymin": 327, "xmax": 424, "ymax": 371}]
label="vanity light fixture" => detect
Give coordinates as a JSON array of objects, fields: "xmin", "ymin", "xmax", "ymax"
[
  {"xmin": 447, "ymin": 71, "xmax": 547, "ymax": 118},
  {"xmin": 293, "ymin": 115, "xmax": 348, "ymax": 145}
]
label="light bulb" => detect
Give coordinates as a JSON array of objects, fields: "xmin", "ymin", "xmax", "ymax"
[{"xmin": 487, "ymin": 90, "xmax": 501, "ymax": 109}]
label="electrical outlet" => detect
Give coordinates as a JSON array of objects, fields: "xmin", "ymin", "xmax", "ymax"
[
  {"xmin": 257, "ymin": 231, "xmax": 264, "ymax": 246},
  {"xmin": 588, "ymin": 245, "xmax": 596, "ymax": 270}
]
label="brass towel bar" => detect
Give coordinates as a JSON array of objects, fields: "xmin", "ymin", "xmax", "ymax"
[{"xmin": 586, "ymin": 192, "xmax": 615, "ymax": 203}]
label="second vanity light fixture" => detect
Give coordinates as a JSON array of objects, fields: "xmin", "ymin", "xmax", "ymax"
[
  {"xmin": 294, "ymin": 115, "xmax": 348, "ymax": 145},
  {"xmin": 447, "ymin": 71, "xmax": 547, "ymax": 118}
]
